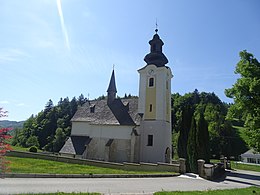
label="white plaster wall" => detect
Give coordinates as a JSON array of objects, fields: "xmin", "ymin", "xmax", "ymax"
[
  {"xmin": 86, "ymin": 137, "xmax": 108, "ymax": 161},
  {"xmin": 138, "ymin": 68, "xmax": 147, "ymax": 114},
  {"xmin": 85, "ymin": 137, "xmax": 132, "ymax": 162},
  {"xmin": 155, "ymin": 67, "xmax": 173, "ymax": 121},
  {"xmin": 71, "ymin": 122, "xmax": 138, "ymax": 162},
  {"xmin": 167, "ymin": 69, "xmax": 172, "ymax": 121},
  {"xmin": 139, "ymin": 120, "xmax": 172, "ymax": 163},
  {"xmin": 71, "ymin": 121, "xmax": 133, "ymax": 140},
  {"xmin": 109, "ymin": 139, "xmax": 131, "ymax": 162},
  {"xmin": 71, "ymin": 121, "xmax": 91, "ymax": 135},
  {"xmin": 99, "ymin": 125, "xmax": 132, "ymax": 139}
]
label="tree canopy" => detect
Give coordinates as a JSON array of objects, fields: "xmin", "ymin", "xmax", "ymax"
[
  {"xmin": 12, "ymin": 94, "xmax": 89, "ymax": 152},
  {"xmin": 225, "ymin": 50, "xmax": 260, "ymax": 152},
  {"xmin": 172, "ymin": 90, "xmax": 246, "ymax": 165}
]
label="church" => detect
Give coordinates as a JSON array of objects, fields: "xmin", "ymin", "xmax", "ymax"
[{"xmin": 60, "ymin": 29, "xmax": 173, "ymax": 163}]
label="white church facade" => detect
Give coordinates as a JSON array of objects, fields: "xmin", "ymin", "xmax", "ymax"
[{"xmin": 60, "ymin": 29, "xmax": 173, "ymax": 163}]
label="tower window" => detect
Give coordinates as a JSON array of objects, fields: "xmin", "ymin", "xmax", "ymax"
[
  {"xmin": 147, "ymin": 135, "xmax": 153, "ymax": 146},
  {"xmin": 149, "ymin": 104, "xmax": 153, "ymax": 112},
  {"xmin": 149, "ymin": 77, "xmax": 154, "ymax": 87},
  {"xmin": 166, "ymin": 81, "xmax": 168, "ymax": 89}
]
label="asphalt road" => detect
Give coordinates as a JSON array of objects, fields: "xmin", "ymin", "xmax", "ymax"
[{"xmin": 0, "ymin": 170, "xmax": 259, "ymax": 195}]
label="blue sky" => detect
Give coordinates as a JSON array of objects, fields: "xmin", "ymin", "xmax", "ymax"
[{"xmin": 1, "ymin": 0, "xmax": 260, "ymax": 121}]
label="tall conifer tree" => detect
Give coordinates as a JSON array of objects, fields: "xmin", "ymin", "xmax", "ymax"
[
  {"xmin": 187, "ymin": 117, "xmax": 198, "ymax": 173},
  {"xmin": 197, "ymin": 112, "xmax": 210, "ymax": 163}
]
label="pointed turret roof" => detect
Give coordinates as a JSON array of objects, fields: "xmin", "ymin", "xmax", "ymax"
[{"xmin": 107, "ymin": 69, "xmax": 117, "ymax": 93}]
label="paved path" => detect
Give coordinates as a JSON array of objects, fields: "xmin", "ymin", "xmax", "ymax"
[{"xmin": 0, "ymin": 170, "xmax": 259, "ymax": 195}]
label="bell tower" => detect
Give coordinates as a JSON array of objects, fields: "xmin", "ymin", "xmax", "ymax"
[{"xmin": 138, "ymin": 28, "xmax": 173, "ymax": 163}]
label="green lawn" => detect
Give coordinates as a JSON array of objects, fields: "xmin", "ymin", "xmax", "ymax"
[
  {"xmin": 155, "ymin": 186, "xmax": 259, "ymax": 195},
  {"xmin": 6, "ymin": 156, "xmax": 175, "ymax": 175},
  {"xmin": 210, "ymin": 159, "xmax": 260, "ymax": 172},
  {"xmin": 231, "ymin": 161, "xmax": 260, "ymax": 172}
]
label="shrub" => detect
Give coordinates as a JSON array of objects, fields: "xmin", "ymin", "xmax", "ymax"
[{"xmin": 29, "ymin": 146, "xmax": 37, "ymax": 153}]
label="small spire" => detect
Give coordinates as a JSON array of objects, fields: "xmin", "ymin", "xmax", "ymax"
[
  {"xmin": 155, "ymin": 19, "xmax": 158, "ymax": 34},
  {"xmin": 107, "ymin": 69, "xmax": 117, "ymax": 93},
  {"xmin": 107, "ymin": 68, "xmax": 117, "ymax": 104}
]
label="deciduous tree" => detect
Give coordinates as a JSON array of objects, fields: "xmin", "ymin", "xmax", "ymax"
[{"xmin": 225, "ymin": 50, "xmax": 260, "ymax": 152}]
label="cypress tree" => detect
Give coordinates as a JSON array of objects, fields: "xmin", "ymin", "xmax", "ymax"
[
  {"xmin": 197, "ymin": 112, "xmax": 210, "ymax": 163},
  {"xmin": 177, "ymin": 105, "xmax": 194, "ymax": 172},
  {"xmin": 187, "ymin": 117, "xmax": 198, "ymax": 173}
]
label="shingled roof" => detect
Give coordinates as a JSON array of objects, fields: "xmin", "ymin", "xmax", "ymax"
[
  {"xmin": 59, "ymin": 136, "xmax": 91, "ymax": 155},
  {"xmin": 71, "ymin": 98, "xmax": 141, "ymax": 126}
]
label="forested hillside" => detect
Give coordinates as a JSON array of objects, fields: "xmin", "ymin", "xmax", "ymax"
[
  {"xmin": 0, "ymin": 120, "xmax": 24, "ymax": 129},
  {"xmin": 12, "ymin": 94, "xmax": 88, "ymax": 152}
]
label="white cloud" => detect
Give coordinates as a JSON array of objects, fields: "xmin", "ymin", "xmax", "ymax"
[
  {"xmin": 57, "ymin": 0, "xmax": 70, "ymax": 51},
  {"xmin": 16, "ymin": 103, "xmax": 26, "ymax": 107},
  {"xmin": 0, "ymin": 100, "xmax": 26, "ymax": 107},
  {"xmin": 0, "ymin": 100, "xmax": 9, "ymax": 104},
  {"xmin": 0, "ymin": 48, "xmax": 29, "ymax": 64}
]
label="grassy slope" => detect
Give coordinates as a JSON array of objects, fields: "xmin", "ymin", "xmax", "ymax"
[
  {"xmin": 211, "ymin": 121, "xmax": 259, "ymax": 172},
  {"xmin": 233, "ymin": 125, "xmax": 250, "ymax": 147},
  {"xmin": 231, "ymin": 118, "xmax": 250, "ymax": 148},
  {"xmin": 6, "ymin": 156, "xmax": 174, "ymax": 175},
  {"xmin": 226, "ymin": 122, "xmax": 248, "ymax": 158},
  {"xmin": 155, "ymin": 186, "xmax": 259, "ymax": 195}
]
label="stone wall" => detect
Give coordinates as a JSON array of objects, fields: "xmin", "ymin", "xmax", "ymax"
[{"xmin": 197, "ymin": 159, "xmax": 225, "ymax": 180}]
